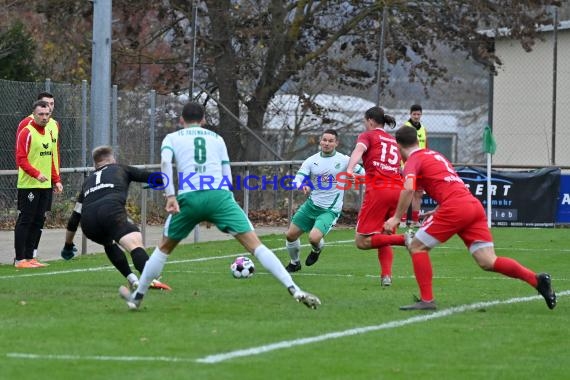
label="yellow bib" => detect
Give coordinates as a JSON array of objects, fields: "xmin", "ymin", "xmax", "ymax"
[
  {"xmin": 404, "ymin": 121, "xmax": 427, "ymax": 149},
  {"xmin": 17, "ymin": 124, "xmax": 57, "ymax": 189}
]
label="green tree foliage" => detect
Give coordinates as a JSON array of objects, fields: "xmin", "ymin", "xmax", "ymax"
[{"xmin": 0, "ymin": 21, "xmax": 38, "ymax": 81}]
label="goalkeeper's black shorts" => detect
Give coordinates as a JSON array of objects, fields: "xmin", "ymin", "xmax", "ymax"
[{"xmin": 81, "ymin": 202, "xmax": 139, "ymax": 245}]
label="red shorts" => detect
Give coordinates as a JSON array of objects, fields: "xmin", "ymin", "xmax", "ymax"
[
  {"xmin": 420, "ymin": 197, "xmax": 493, "ymax": 249},
  {"xmin": 356, "ymin": 187, "xmax": 401, "ymax": 235}
]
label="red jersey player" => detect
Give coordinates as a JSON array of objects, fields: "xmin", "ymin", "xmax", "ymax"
[
  {"xmin": 384, "ymin": 126, "xmax": 556, "ymax": 311},
  {"xmin": 347, "ymin": 106, "xmax": 428, "ymax": 287}
]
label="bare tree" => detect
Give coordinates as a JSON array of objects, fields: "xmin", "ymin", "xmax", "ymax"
[
  {"xmin": 159, "ymin": 0, "xmax": 563, "ymax": 160},
  {"xmin": 6, "ymin": 0, "xmax": 564, "ymax": 160}
]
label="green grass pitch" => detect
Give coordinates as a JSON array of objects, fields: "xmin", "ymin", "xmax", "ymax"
[{"xmin": 0, "ymin": 228, "xmax": 568, "ymax": 380}]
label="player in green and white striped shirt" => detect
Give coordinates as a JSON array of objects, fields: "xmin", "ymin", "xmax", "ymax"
[
  {"xmin": 285, "ymin": 129, "xmax": 364, "ymax": 272},
  {"xmin": 119, "ymin": 102, "xmax": 321, "ymax": 310}
]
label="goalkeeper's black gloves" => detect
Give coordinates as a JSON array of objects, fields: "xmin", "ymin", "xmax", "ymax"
[{"xmin": 61, "ymin": 243, "xmax": 78, "ymax": 260}]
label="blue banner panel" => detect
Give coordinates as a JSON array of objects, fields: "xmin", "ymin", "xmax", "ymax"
[{"xmin": 555, "ymin": 174, "xmax": 570, "ymax": 223}]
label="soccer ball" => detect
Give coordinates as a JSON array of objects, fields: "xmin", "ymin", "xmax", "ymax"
[{"xmin": 230, "ymin": 256, "xmax": 255, "ymax": 279}]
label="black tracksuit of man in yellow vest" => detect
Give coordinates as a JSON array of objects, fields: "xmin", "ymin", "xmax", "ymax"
[{"xmin": 14, "ymin": 102, "xmax": 62, "ymax": 266}]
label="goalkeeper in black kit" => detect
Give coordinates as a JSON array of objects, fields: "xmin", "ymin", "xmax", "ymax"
[{"xmin": 62, "ymin": 145, "xmax": 170, "ymax": 291}]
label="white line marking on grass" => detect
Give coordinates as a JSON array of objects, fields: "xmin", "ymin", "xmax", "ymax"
[
  {"xmin": 5, "ymin": 292, "xmax": 567, "ymax": 365},
  {"xmin": 6, "ymin": 353, "xmax": 194, "ymax": 363},
  {"xmin": 0, "ymin": 240, "xmax": 356, "ymax": 281},
  {"xmin": 167, "ymin": 270, "xmax": 355, "ymax": 278},
  {"xmin": 0, "ymin": 253, "xmax": 262, "ymax": 280},
  {"xmin": 165, "ymin": 253, "xmax": 252, "ymax": 265},
  {"xmin": 0, "ymin": 266, "xmax": 116, "ymax": 280},
  {"xmin": 196, "ymin": 290, "xmax": 570, "ymax": 364}
]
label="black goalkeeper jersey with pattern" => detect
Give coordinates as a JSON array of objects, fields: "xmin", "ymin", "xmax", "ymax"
[{"xmin": 77, "ymin": 164, "xmax": 158, "ymax": 208}]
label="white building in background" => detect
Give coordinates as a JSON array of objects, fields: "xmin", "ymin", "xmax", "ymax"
[
  {"xmin": 263, "ymin": 94, "xmax": 487, "ymax": 163},
  {"xmin": 491, "ymin": 20, "xmax": 570, "ymax": 166}
]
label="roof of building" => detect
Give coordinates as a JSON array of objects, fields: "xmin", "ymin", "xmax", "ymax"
[
  {"xmin": 264, "ymin": 94, "xmax": 473, "ymax": 134},
  {"xmin": 480, "ymin": 19, "xmax": 570, "ymax": 38}
]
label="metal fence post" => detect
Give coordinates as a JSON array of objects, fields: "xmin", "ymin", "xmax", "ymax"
[
  {"xmin": 244, "ymin": 166, "xmax": 250, "ymax": 216},
  {"xmin": 141, "ymin": 185, "xmax": 147, "ymax": 247},
  {"xmin": 112, "ymin": 85, "xmax": 118, "ymax": 157},
  {"xmin": 288, "ymin": 163, "xmax": 293, "ymax": 223},
  {"xmin": 81, "ymin": 80, "xmax": 88, "ymax": 256},
  {"xmin": 81, "ymin": 80, "xmax": 88, "ymax": 167},
  {"xmin": 149, "ymin": 89, "xmax": 156, "ymax": 164}
]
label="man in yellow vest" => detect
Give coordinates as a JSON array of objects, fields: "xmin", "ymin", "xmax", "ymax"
[
  {"xmin": 16, "ymin": 92, "xmax": 60, "ymax": 262},
  {"xmin": 14, "ymin": 100, "xmax": 63, "ymax": 268},
  {"xmin": 403, "ymin": 104, "xmax": 427, "ymax": 227}
]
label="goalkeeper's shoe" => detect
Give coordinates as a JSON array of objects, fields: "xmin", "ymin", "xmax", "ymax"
[
  {"xmin": 536, "ymin": 273, "xmax": 557, "ymax": 310},
  {"xmin": 119, "ymin": 285, "xmax": 142, "ymax": 310},
  {"xmin": 289, "ymin": 287, "xmax": 321, "ymax": 309},
  {"xmin": 150, "ymin": 279, "xmax": 172, "ymax": 291}
]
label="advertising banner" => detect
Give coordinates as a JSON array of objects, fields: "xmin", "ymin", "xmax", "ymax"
[
  {"xmin": 555, "ymin": 174, "xmax": 570, "ymax": 224},
  {"xmin": 421, "ymin": 166, "xmax": 561, "ymax": 227}
]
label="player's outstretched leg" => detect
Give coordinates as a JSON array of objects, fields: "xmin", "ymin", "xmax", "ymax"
[{"xmin": 240, "ymin": 233, "xmax": 322, "ymax": 309}]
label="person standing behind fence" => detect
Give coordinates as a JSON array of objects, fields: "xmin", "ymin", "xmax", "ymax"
[
  {"xmin": 119, "ymin": 102, "xmax": 321, "ymax": 310},
  {"xmin": 15, "ymin": 92, "xmax": 60, "ymax": 262},
  {"xmin": 14, "ymin": 100, "xmax": 63, "ymax": 268},
  {"xmin": 402, "ymin": 104, "xmax": 427, "ymax": 227},
  {"xmin": 284, "ymin": 129, "xmax": 364, "ymax": 272}
]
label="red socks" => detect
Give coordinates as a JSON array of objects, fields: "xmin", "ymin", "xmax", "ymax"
[
  {"xmin": 400, "ymin": 210, "xmax": 420, "ymax": 223},
  {"xmin": 377, "ymin": 246, "xmax": 393, "ymax": 277},
  {"xmin": 492, "ymin": 256, "xmax": 537, "ymax": 287},
  {"xmin": 371, "ymin": 233, "xmax": 405, "ymax": 248},
  {"xmin": 412, "ymin": 210, "xmax": 420, "ymax": 223},
  {"xmin": 411, "ymin": 251, "xmax": 434, "ymax": 301}
]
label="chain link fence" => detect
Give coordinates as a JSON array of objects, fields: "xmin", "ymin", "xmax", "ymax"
[{"xmin": 0, "ymin": 64, "xmax": 564, "ymax": 229}]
